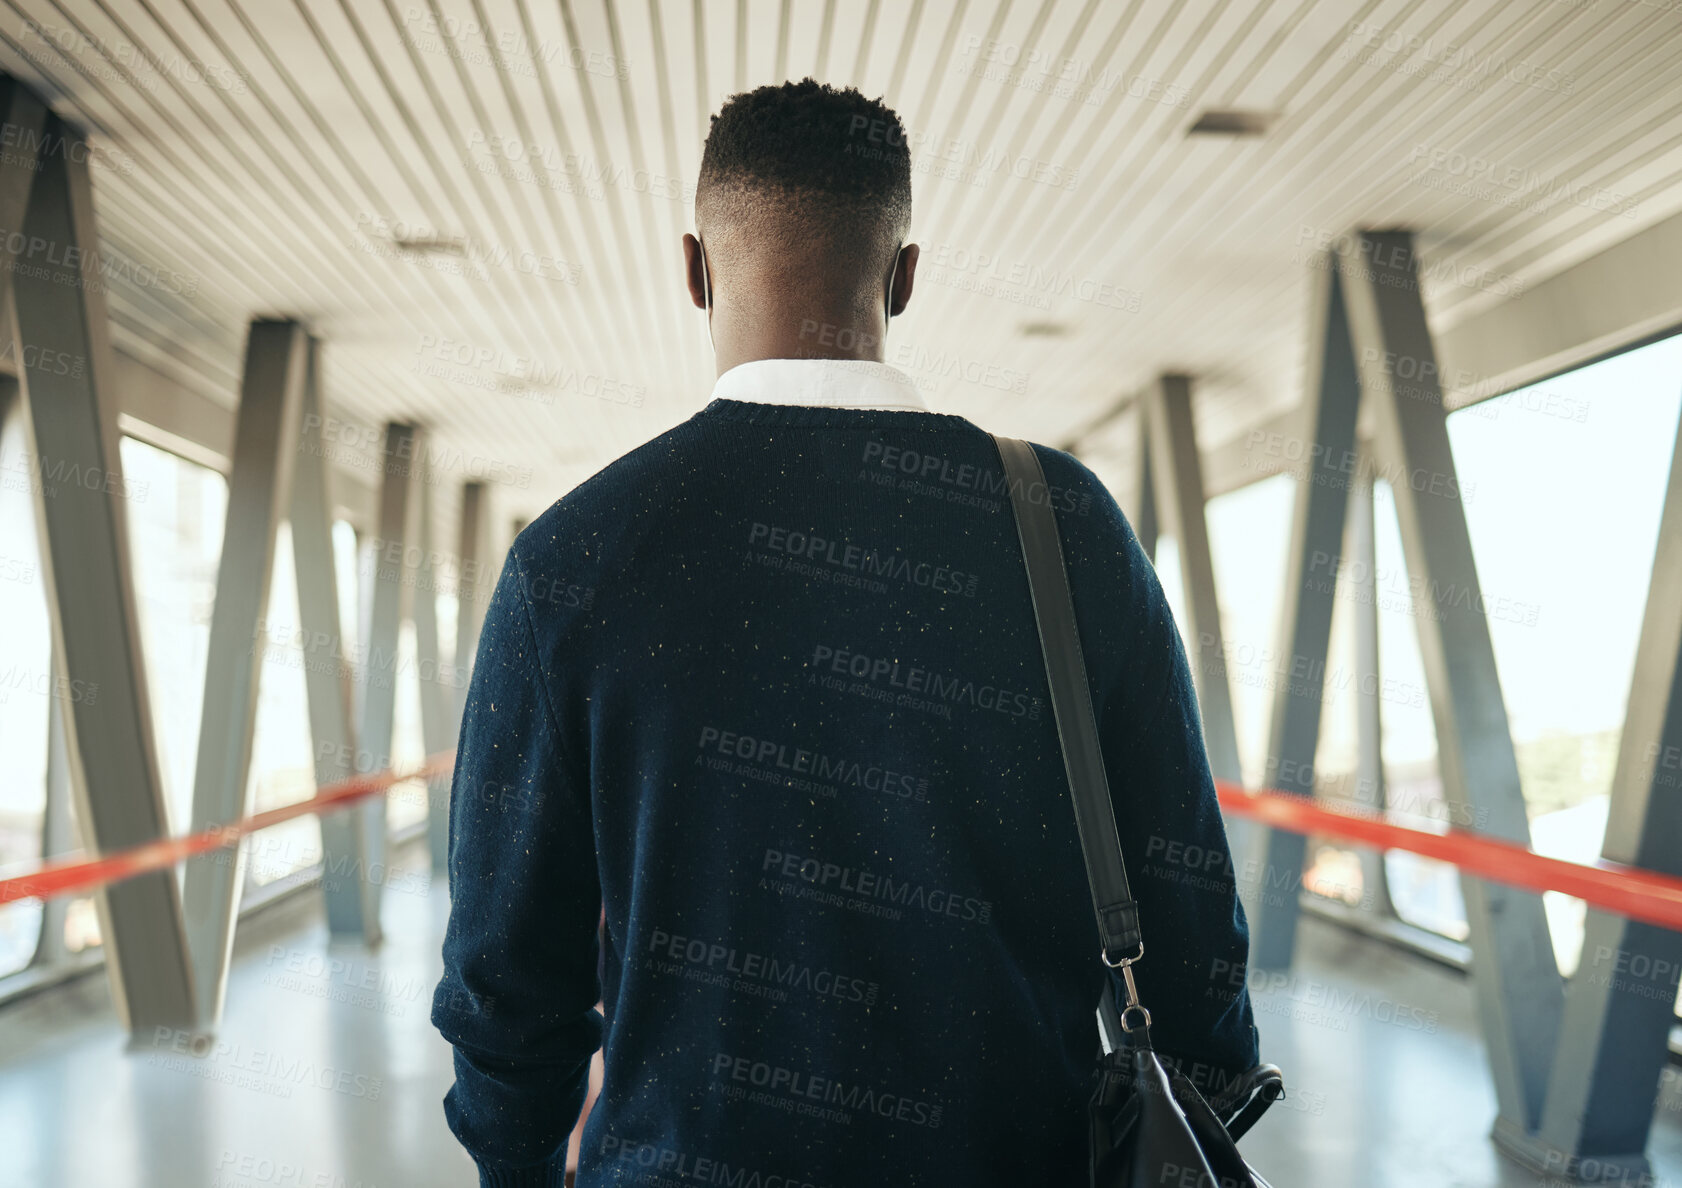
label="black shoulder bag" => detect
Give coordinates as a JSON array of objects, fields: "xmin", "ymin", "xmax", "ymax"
[{"xmin": 993, "ymin": 435, "xmax": 1285, "ymax": 1188}]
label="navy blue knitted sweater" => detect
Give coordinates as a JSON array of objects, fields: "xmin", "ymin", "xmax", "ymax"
[{"xmin": 432, "ymin": 398, "xmax": 1260, "ymax": 1187}]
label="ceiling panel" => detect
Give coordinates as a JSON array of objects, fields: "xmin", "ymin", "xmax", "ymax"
[{"xmin": 1, "ymin": 0, "xmax": 1677, "ymax": 524}]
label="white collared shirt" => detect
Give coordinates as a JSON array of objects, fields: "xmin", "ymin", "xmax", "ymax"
[{"xmin": 708, "ymin": 358, "xmax": 928, "ymax": 412}]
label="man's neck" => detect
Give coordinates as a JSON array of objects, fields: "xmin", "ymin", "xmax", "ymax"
[{"xmin": 710, "ymin": 307, "xmax": 890, "ymax": 378}]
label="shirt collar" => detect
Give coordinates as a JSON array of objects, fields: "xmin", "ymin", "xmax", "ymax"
[{"xmin": 708, "ymin": 358, "xmax": 928, "ymax": 412}]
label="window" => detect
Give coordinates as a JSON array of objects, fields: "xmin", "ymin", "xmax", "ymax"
[
  {"xmin": 243, "ymin": 523, "xmax": 324, "ymax": 887},
  {"xmin": 118, "ymin": 441, "xmax": 363, "ymax": 897},
  {"xmin": 1372, "ymin": 477, "xmax": 1465, "ymax": 940},
  {"xmin": 1, "ymin": 416, "xmax": 418, "ymax": 992},
  {"xmin": 1428, "ymin": 333, "xmax": 1682, "ymax": 971},
  {"xmin": 119, "ymin": 437, "xmax": 226, "ymax": 836},
  {"xmin": 0, "ymin": 400, "xmax": 50, "ymax": 976},
  {"xmin": 53, "ymin": 437, "xmax": 236, "ymax": 954},
  {"xmin": 1206, "ymin": 473, "xmax": 1295, "ymax": 790},
  {"xmin": 1303, "ymin": 519, "xmax": 1374, "ymax": 912},
  {"xmin": 243, "ymin": 519, "xmax": 366, "ymax": 885}
]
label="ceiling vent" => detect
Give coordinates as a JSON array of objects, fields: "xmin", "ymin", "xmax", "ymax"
[
  {"xmin": 1187, "ymin": 109, "xmax": 1276, "ymax": 136},
  {"xmin": 392, "ymin": 233, "xmax": 469, "ymax": 257}
]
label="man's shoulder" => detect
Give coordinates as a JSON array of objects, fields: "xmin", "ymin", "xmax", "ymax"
[
  {"xmin": 513, "ymin": 413, "xmax": 708, "ymax": 560},
  {"xmin": 1008, "ymin": 439, "xmax": 1134, "ymax": 541},
  {"xmin": 1019, "ymin": 438, "xmax": 1104, "ymax": 495}
]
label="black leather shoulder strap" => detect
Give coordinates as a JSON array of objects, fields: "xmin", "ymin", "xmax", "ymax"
[{"xmin": 993, "ymin": 435, "xmax": 1142, "ymax": 965}]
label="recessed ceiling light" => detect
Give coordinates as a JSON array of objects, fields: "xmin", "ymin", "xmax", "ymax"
[
  {"xmin": 1187, "ymin": 109, "xmax": 1276, "ymax": 136},
  {"xmin": 392, "ymin": 233, "xmax": 468, "ymax": 257},
  {"xmin": 1019, "ymin": 321, "xmax": 1069, "ymax": 338}
]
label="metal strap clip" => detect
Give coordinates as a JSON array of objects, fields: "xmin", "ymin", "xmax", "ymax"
[{"xmin": 1104, "ymin": 943, "xmax": 1152, "ymax": 1033}]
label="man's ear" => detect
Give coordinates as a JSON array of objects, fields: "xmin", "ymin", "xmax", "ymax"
[
  {"xmin": 889, "ymin": 243, "xmax": 919, "ymax": 317},
  {"xmin": 682, "ymin": 233, "xmax": 708, "ymax": 310}
]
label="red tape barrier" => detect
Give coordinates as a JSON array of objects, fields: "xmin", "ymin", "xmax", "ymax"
[
  {"xmin": 1215, "ymin": 780, "xmax": 1682, "ymax": 933},
  {"xmin": 3, "ymin": 759, "xmax": 1680, "ymax": 935},
  {"xmin": 0, "ymin": 752, "xmax": 454, "ymax": 907}
]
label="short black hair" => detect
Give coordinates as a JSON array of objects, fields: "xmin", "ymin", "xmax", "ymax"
[{"xmin": 697, "ymin": 79, "xmax": 912, "ymax": 275}]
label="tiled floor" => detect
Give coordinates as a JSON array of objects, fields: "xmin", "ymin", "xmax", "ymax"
[{"xmin": 1, "ymin": 843, "xmax": 1677, "ymax": 1187}]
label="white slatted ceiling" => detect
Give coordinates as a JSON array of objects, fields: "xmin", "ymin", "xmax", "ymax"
[{"xmin": 2, "ymin": 0, "xmax": 1678, "ymax": 530}]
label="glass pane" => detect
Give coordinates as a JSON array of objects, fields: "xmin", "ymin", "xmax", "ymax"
[
  {"xmin": 111, "ymin": 435, "xmax": 228, "ymax": 949},
  {"xmin": 1205, "ymin": 473, "xmax": 1294, "ymax": 789},
  {"xmin": 1443, "ymin": 333, "xmax": 1682, "ymax": 973},
  {"xmin": 1152, "ymin": 534, "xmax": 1186, "ymax": 646},
  {"xmin": 119, "ymin": 436, "xmax": 227, "ymax": 837},
  {"xmin": 0, "ymin": 406, "xmax": 49, "ymax": 975},
  {"xmin": 1373, "ymin": 478, "xmax": 1466, "ymax": 941},
  {"xmin": 244, "ymin": 523, "xmax": 323, "ymax": 887},
  {"xmin": 244, "ymin": 518, "xmax": 361, "ymax": 886},
  {"xmin": 349, "ymin": 528, "xmax": 434, "ymax": 835},
  {"xmin": 63, "ymin": 898, "xmax": 101, "ymax": 954},
  {"xmin": 386, "ymin": 621, "xmax": 431, "ymax": 833},
  {"xmin": 332, "ymin": 520, "xmax": 360, "ymax": 664},
  {"xmin": 1305, "ymin": 538, "xmax": 1369, "ymax": 909}
]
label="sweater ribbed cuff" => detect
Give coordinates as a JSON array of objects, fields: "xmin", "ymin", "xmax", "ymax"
[{"xmin": 476, "ymin": 1156, "xmax": 569, "ymax": 1187}]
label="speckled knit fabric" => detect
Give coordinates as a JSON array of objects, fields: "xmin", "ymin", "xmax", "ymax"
[{"xmin": 432, "ymin": 398, "xmax": 1259, "ymax": 1187}]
